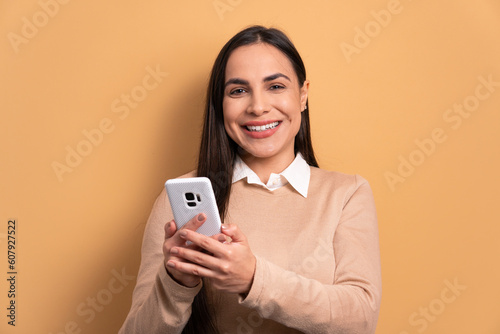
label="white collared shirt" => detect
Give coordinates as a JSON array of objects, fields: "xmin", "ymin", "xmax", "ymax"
[{"xmin": 232, "ymin": 153, "xmax": 311, "ymax": 198}]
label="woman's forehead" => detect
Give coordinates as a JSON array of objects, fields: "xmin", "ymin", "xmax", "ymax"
[{"xmin": 225, "ymin": 43, "xmax": 296, "ymax": 81}]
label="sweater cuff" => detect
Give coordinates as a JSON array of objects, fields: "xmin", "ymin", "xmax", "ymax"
[{"xmin": 238, "ymin": 255, "xmax": 265, "ymax": 308}]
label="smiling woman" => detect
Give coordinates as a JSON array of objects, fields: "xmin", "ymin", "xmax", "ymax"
[
  {"xmin": 119, "ymin": 25, "xmax": 381, "ymax": 334},
  {"xmin": 223, "ymin": 43, "xmax": 309, "ymax": 182}
]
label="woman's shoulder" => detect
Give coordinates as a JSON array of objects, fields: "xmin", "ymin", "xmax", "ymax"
[
  {"xmin": 175, "ymin": 170, "xmax": 197, "ymax": 179},
  {"xmin": 309, "ymin": 166, "xmax": 371, "ymax": 196}
]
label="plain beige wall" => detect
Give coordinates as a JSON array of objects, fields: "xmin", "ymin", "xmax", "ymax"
[{"xmin": 2, "ymin": 0, "xmax": 499, "ymax": 333}]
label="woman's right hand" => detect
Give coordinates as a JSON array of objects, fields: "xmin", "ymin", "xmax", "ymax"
[{"xmin": 163, "ymin": 213, "xmax": 212, "ymax": 287}]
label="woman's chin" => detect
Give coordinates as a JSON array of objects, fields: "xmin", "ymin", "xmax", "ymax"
[{"xmin": 238, "ymin": 147, "xmax": 294, "ymax": 164}]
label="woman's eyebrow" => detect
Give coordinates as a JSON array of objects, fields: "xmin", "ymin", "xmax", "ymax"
[
  {"xmin": 263, "ymin": 73, "xmax": 291, "ymax": 83},
  {"xmin": 225, "ymin": 73, "xmax": 291, "ymax": 88},
  {"xmin": 224, "ymin": 78, "xmax": 248, "ymax": 88}
]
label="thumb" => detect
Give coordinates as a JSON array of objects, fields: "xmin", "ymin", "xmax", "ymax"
[
  {"xmin": 221, "ymin": 224, "xmax": 246, "ymax": 243},
  {"xmin": 164, "ymin": 220, "xmax": 177, "ymax": 239}
]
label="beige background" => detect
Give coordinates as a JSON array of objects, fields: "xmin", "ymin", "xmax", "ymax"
[{"xmin": 1, "ymin": 0, "xmax": 499, "ymax": 333}]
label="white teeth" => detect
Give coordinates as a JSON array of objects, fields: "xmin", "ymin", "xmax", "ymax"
[{"xmin": 246, "ymin": 121, "xmax": 279, "ymax": 132}]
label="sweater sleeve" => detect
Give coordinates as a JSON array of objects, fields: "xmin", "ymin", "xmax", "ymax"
[
  {"xmin": 119, "ymin": 189, "xmax": 202, "ymax": 334},
  {"xmin": 239, "ymin": 175, "xmax": 382, "ymax": 333}
]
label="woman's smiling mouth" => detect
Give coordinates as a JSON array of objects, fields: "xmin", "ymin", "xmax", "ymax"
[
  {"xmin": 241, "ymin": 121, "xmax": 282, "ymax": 138},
  {"xmin": 245, "ymin": 121, "xmax": 280, "ymax": 132}
]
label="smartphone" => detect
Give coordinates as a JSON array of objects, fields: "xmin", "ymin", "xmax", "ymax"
[{"xmin": 165, "ymin": 177, "xmax": 222, "ymax": 237}]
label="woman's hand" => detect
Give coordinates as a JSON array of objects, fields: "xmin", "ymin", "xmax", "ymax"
[
  {"xmin": 166, "ymin": 223, "xmax": 256, "ymax": 295},
  {"xmin": 163, "ymin": 213, "xmax": 214, "ymax": 288}
]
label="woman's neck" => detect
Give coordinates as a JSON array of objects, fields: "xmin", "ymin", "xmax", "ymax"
[{"xmin": 240, "ymin": 151, "xmax": 295, "ymax": 184}]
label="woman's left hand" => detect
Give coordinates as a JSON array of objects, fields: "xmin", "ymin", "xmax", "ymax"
[{"xmin": 166, "ymin": 224, "xmax": 256, "ymax": 295}]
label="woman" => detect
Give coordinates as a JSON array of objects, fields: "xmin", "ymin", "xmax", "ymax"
[{"xmin": 120, "ymin": 25, "xmax": 381, "ymax": 334}]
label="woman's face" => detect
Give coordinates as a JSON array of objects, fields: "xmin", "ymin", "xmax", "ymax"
[{"xmin": 222, "ymin": 43, "xmax": 309, "ymax": 166}]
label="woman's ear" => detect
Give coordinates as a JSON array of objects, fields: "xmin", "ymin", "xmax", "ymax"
[{"xmin": 300, "ymin": 80, "xmax": 310, "ymax": 112}]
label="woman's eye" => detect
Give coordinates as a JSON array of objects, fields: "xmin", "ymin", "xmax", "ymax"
[
  {"xmin": 270, "ymin": 85, "xmax": 284, "ymax": 90},
  {"xmin": 230, "ymin": 88, "xmax": 246, "ymax": 95}
]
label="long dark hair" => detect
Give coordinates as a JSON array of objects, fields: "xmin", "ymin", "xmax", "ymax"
[{"xmin": 184, "ymin": 25, "xmax": 319, "ymax": 334}]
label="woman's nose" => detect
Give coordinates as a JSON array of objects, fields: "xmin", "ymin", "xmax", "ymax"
[{"xmin": 246, "ymin": 91, "xmax": 270, "ymax": 116}]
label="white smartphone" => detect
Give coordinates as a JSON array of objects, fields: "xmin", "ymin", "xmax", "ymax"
[{"xmin": 165, "ymin": 177, "xmax": 222, "ymax": 237}]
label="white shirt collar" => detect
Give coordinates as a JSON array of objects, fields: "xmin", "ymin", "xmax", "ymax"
[{"xmin": 232, "ymin": 153, "xmax": 311, "ymax": 198}]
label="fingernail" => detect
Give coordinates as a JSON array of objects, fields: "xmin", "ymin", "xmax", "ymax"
[
  {"xmin": 179, "ymin": 231, "xmax": 187, "ymax": 238},
  {"xmin": 221, "ymin": 224, "xmax": 228, "ymax": 229},
  {"xmin": 198, "ymin": 213, "xmax": 205, "ymax": 221},
  {"xmin": 166, "ymin": 222, "xmax": 171, "ymax": 229},
  {"xmin": 170, "ymin": 248, "xmax": 178, "ymax": 254},
  {"xmin": 166, "ymin": 261, "xmax": 175, "ymax": 268},
  {"xmin": 218, "ymin": 235, "xmax": 226, "ymax": 242}
]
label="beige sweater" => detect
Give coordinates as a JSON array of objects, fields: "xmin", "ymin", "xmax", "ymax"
[{"xmin": 119, "ymin": 167, "xmax": 381, "ymax": 333}]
